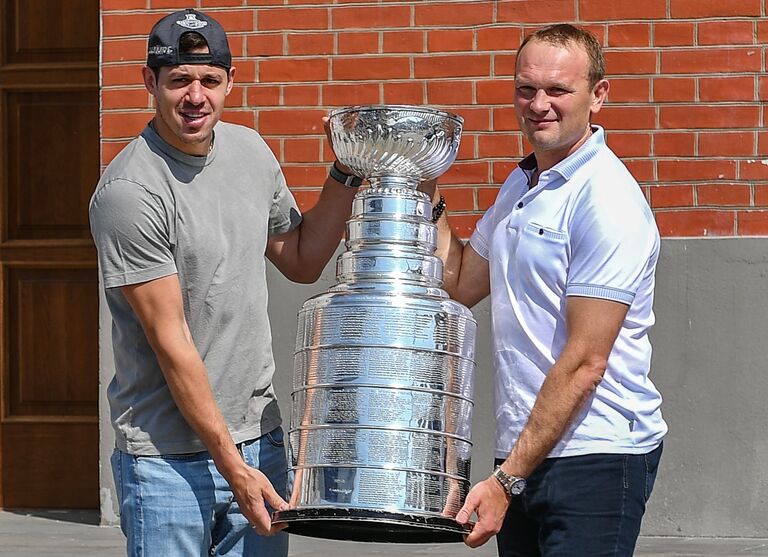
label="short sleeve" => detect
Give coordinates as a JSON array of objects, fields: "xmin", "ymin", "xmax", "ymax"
[
  {"xmin": 566, "ymin": 181, "xmax": 658, "ymax": 305},
  {"xmin": 469, "ymin": 168, "xmax": 528, "ymax": 261},
  {"xmin": 267, "ymin": 156, "xmax": 302, "ymax": 237},
  {"xmin": 89, "ymin": 179, "xmax": 177, "ymax": 289},
  {"xmin": 469, "ymin": 203, "xmax": 496, "ymax": 261}
]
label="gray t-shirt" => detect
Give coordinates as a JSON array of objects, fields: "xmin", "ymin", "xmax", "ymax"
[{"xmin": 89, "ymin": 122, "xmax": 301, "ymax": 455}]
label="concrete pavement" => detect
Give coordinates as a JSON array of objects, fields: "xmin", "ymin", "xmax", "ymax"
[{"xmin": 1, "ymin": 510, "xmax": 767, "ymax": 556}]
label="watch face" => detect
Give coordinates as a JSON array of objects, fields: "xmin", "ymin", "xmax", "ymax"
[
  {"xmin": 510, "ymin": 478, "xmax": 526, "ymax": 496},
  {"xmin": 494, "ymin": 467, "xmax": 527, "ymax": 496}
]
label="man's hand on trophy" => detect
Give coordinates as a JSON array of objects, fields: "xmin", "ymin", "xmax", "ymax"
[
  {"xmin": 440, "ymin": 478, "xmax": 464, "ymax": 519},
  {"xmin": 417, "ymin": 178, "xmax": 438, "ymax": 200},
  {"xmin": 230, "ymin": 465, "xmax": 290, "ymax": 536},
  {"xmin": 455, "ymin": 476, "xmax": 510, "ymax": 548}
]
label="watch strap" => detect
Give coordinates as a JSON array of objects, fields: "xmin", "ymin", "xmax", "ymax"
[
  {"xmin": 329, "ymin": 161, "xmax": 363, "ymax": 188},
  {"xmin": 492, "ymin": 466, "xmax": 527, "ymax": 497}
]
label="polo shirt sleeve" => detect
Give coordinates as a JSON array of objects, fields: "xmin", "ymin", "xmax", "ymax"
[
  {"xmin": 470, "ymin": 167, "xmax": 528, "ymax": 261},
  {"xmin": 566, "ymin": 178, "xmax": 658, "ymax": 306},
  {"xmin": 89, "ymin": 179, "xmax": 177, "ymax": 289},
  {"xmin": 468, "ymin": 201, "xmax": 496, "ymax": 261}
]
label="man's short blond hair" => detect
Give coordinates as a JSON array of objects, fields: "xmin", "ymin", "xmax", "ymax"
[{"xmin": 517, "ymin": 24, "xmax": 605, "ymax": 87}]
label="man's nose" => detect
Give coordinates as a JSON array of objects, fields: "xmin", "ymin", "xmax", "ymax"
[
  {"xmin": 185, "ymin": 81, "xmax": 204, "ymax": 105},
  {"xmin": 529, "ymin": 89, "xmax": 550, "ymax": 113}
]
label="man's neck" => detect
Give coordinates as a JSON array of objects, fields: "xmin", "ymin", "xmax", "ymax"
[
  {"xmin": 532, "ymin": 126, "xmax": 595, "ymax": 174},
  {"xmin": 150, "ymin": 117, "xmax": 212, "ymax": 157}
]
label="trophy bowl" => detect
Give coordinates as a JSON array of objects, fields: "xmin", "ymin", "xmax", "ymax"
[{"xmin": 328, "ymin": 105, "xmax": 464, "ymax": 187}]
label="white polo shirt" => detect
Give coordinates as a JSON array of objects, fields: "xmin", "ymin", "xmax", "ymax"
[{"xmin": 470, "ymin": 127, "xmax": 667, "ymax": 459}]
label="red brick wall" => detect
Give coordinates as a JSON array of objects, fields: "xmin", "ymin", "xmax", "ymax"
[{"xmin": 100, "ymin": 0, "xmax": 768, "ymax": 238}]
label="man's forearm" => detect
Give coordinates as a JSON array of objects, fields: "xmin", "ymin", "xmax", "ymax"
[
  {"xmin": 419, "ymin": 182, "xmax": 490, "ymax": 305},
  {"xmin": 501, "ymin": 296, "xmax": 626, "ymax": 477},
  {"xmin": 297, "ymin": 178, "xmax": 358, "ymax": 268},
  {"xmin": 267, "ymin": 176, "xmax": 357, "ymax": 283},
  {"xmin": 501, "ymin": 359, "xmax": 603, "ymax": 477},
  {"xmin": 429, "ymin": 189, "xmax": 465, "ymax": 296},
  {"xmin": 153, "ymin": 338, "xmax": 288, "ymax": 534},
  {"xmin": 154, "ymin": 342, "xmax": 245, "ymax": 478}
]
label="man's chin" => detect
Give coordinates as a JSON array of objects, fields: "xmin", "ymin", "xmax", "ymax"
[
  {"xmin": 180, "ymin": 135, "xmax": 208, "ymax": 145},
  {"xmin": 526, "ymin": 133, "xmax": 558, "ymax": 151},
  {"xmin": 170, "ymin": 130, "xmax": 213, "ymax": 155},
  {"xmin": 177, "ymin": 130, "xmax": 211, "ymax": 146},
  {"xmin": 177, "ymin": 119, "xmax": 213, "ymax": 141}
]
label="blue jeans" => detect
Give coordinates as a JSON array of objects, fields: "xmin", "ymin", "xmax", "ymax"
[
  {"xmin": 111, "ymin": 427, "xmax": 289, "ymax": 557},
  {"xmin": 496, "ymin": 443, "xmax": 662, "ymax": 557}
]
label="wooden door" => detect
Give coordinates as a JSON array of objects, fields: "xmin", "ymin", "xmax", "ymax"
[{"xmin": 0, "ymin": 0, "xmax": 100, "ymax": 508}]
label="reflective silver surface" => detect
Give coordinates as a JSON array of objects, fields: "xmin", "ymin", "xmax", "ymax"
[
  {"xmin": 328, "ymin": 105, "xmax": 463, "ymax": 188},
  {"xmin": 335, "ymin": 249, "xmax": 444, "ymax": 286},
  {"xmin": 275, "ymin": 106, "xmax": 475, "ymax": 543}
]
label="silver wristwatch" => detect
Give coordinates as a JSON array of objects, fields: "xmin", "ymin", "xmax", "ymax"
[{"xmin": 492, "ymin": 466, "xmax": 527, "ymax": 496}]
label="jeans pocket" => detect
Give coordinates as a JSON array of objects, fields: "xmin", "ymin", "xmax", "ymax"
[
  {"xmin": 643, "ymin": 449, "xmax": 659, "ymax": 501},
  {"xmin": 110, "ymin": 449, "xmax": 123, "ymax": 504},
  {"xmin": 622, "ymin": 454, "xmax": 630, "ymax": 490},
  {"xmin": 266, "ymin": 427, "xmax": 285, "ymax": 448}
]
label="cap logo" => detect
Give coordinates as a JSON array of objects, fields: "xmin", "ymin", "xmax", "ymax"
[
  {"xmin": 148, "ymin": 45, "xmax": 173, "ymax": 55},
  {"xmin": 176, "ymin": 13, "xmax": 208, "ymax": 30}
]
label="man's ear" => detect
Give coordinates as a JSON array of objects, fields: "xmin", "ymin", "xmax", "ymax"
[
  {"xmin": 142, "ymin": 66, "xmax": 158, "ymax": 95},
  {"xmin": 225, "ymin": 66, "xmax": 236, "ymax": 95},
  {"xmin": 590, "ymin": 78, "xmax": 610, "ymax": 114}
]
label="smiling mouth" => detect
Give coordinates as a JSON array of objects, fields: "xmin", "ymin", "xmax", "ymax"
[
  {"xmin": 528, "ymin": 119, "xmax": 558, "ymax": 129},
  {"xmin": 181, "ymin": 112, "xmax": 208, "ymax": 122}
]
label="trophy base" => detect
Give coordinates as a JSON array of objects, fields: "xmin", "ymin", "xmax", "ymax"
[{"xmin": 273, "ymin": 508, "xmax": 471, "ymax": 543}]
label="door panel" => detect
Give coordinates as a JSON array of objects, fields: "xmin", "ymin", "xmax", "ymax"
[
  {"xmin": 0, "ymin": 0, "xmax": 100, "ymax": 508},
  {"xmin": 8, "ymin": 267, "xmax": 98, "ymax": 417},
  {"xmin": 6, "ymin": 90, "xmax": 97, "ymax": 240},
  {"xmin": 4, "ymin": 0, "xmax": 98, "ymax": 65},
  {"xmin": 2, "ymin": 422, "xmax": 98, "ymax": 508}
]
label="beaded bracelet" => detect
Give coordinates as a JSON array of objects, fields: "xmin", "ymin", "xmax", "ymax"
[{"xmin": 431, "ymin": 195, "xmax": 446, "ymax": 223}]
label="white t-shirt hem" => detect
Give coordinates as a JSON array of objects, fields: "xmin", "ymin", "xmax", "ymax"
[{"xmin": 493, "ymin": 438, "xmax": 664, "ymax": 461}]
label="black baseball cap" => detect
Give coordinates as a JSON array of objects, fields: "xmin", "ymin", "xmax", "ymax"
[{"xmin": 146, "ymin": 9, "xmax": 232, "ymax": 70}]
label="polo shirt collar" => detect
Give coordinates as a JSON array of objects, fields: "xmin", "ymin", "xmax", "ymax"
[
  {"xmin": 516, "ymin": 125, "xmax": 606, "ymax": 182},
  {"xmin": 519, "ymin": 152, "xmax": 538, "ymax": 172},
  {"xmin": 554, "ymin": 125, "xmax": 604, "ymax": 180}
]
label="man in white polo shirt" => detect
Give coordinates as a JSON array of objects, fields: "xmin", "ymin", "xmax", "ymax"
[{"xmin": 423, "ymin": 24, "xmax": 666, "ymax": 556}]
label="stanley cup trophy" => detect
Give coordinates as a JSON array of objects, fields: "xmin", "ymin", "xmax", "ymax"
[{"xmin": 273, "ymin": 105, "xmax": 477, "ymax": 543}]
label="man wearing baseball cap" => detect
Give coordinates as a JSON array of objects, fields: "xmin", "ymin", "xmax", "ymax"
[{"xmin": 90, "ymin": 9, "xmax": 363, "ymax": 556}]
